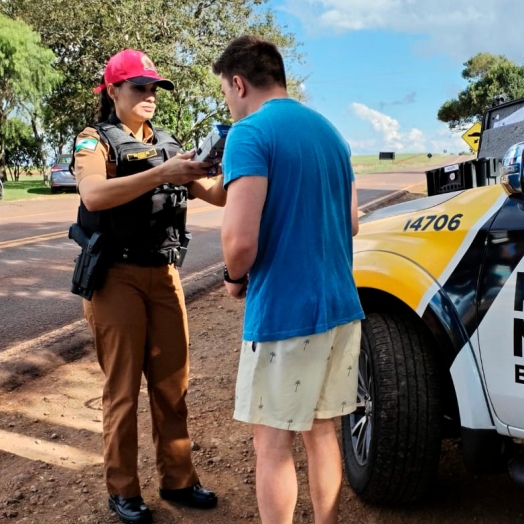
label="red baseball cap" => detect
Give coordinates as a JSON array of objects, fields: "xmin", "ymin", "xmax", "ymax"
[{"xmin": 93, "ymin": 49, "xmax": 174, "ymax": 93}]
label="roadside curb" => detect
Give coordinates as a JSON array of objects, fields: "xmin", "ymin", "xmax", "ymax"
[
  {"xmin": 182, "ymin": 262, "xmax": 224, "ymax": 302},
  {"xmin": 358, "ymin": 189, "xmax": 408, "ymax": 215},
  {"xmin": 358, "ymin": 180, "xmax": 428, "ymax": 216}
]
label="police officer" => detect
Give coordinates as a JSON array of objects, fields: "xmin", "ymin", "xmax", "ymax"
[{"xmin": 72, "ymin": 49, "xmax": 224, "ymax": 524}]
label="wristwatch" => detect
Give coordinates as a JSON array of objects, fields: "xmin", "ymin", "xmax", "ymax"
[{"xmin": 223, "ymin": 266, "xmax": 247, "ymax": 284}]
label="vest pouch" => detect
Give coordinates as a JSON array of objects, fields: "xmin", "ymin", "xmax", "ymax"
[
  {"xmin": 149, "ymin": 184, "xmax": 184, "ymax": 250},
  {"xmin": 109, "ymin": 143, "xmax": 165, "ymax": 246}
]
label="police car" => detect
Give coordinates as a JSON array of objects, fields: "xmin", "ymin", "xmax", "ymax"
[{"xmin": 342, "ymin": 96, "xmax": 524, "ymax": 504}]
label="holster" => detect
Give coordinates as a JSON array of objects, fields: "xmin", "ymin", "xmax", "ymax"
[
  {"xmin": 69, "ymin": 223, "xmax": 109, "ymax": 301},
  {"xmin": 176, "ymin": 229, "xmax": 192, "ymax": 267}
]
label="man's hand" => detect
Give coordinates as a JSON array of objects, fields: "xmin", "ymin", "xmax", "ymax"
[{"xmin": 225, "ymin": 280, "xmax": 248, "ymax": 299}]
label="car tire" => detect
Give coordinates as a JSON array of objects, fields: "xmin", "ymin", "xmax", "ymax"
[
  {"xmin": 50, "ymin": 186, "xmax": 58, "ymax": 194},
  {"xmin": 341, "ymin": 312, "xmax": 442, "ymax": 504}
]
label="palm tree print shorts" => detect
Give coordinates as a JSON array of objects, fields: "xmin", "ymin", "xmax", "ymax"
[{"xmin": 233, "ymin": 320, "xmax": 361, "ymax": 431}]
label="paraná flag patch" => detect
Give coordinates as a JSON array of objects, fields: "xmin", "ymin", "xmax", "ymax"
[{"xmin": 75, "ymin": 137, "xmax": 98, "ymax": 152}]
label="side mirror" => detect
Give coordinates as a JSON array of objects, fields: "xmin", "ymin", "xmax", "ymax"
[
  {"xmin": 501, "ymin": 172, "xmax": 523, "ymax": 195},
  {"xmin": 501, "ymin": 147, "xmax": 524, "ymax": 195}
]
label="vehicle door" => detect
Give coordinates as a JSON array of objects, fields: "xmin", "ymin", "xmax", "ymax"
[{"xmin": 477, "ymin": 193, "xmax": 524, "ymax": 429}]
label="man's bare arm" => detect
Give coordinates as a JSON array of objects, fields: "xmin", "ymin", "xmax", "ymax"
[
  {"xmin": 221, "ymin": 176, "xmax": 268, "ymax": 280},
  {"xmin": 187, "ymin": 175, "xmax": 227, "ymax": 207}
]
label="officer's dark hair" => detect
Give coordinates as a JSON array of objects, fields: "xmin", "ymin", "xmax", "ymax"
[
  {"xmin": 69, "ymin": 77, "xmax": 123, "ymax": 175},
  {"xmin": 96, "ymin": 75, "xmax": 123, "ymax": 123},
  {"xmin": 212, "ymin": 35, "xmax": 286, "ymax": 89}
]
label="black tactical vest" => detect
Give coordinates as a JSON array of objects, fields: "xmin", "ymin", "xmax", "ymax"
[{"xmin": 76, "ymin": 118, "xmax": 190, "ymax": 262}]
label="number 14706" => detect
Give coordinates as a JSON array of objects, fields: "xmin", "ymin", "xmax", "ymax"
[{"xmin": 403, "ymin": 214, "xmax": 463, "ymax": 232}]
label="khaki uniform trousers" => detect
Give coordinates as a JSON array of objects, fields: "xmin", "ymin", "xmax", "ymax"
[{"xmin": 84, "ymin": 262, "xmax": 199, "ymax": 498}]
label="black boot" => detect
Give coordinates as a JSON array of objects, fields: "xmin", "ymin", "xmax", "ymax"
[
  {"xmin": 159, "ymin": 482, "xmax": 217, "ymax": 509},
  {"xmin": 108, "ymin": 495, "xmax": 152, "ymax": 524}
]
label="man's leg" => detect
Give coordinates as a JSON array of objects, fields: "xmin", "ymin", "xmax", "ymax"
[
  {"xmin": 304, "ymin": 321, "xmax": 361, "ymax": 523},
  {"xmin": 253, "ymin": 424, "xmax": 297, "ymax": 524},
  {"xmin": 301, "ymin": 419, "xmax": 341, "ymax": 524}
]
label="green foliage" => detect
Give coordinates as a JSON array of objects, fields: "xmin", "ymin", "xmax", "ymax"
[
  {"xmin": 0, "ymin": 14, "xmax": 61, "ymax": 178},
  {"xmin": 4, "ymin": 0, "xmax": 303, "ymax": 151},
  {"xmin": 4, "ymin": 119, "xmax": 42, "ymax": 181},
  {"xmin": 0, "ymin": 14, "xmax": 60, "ymax": 110},
  {"xmin": 438, "ymin": 53, "xmax": 524, "ymax": 130}
]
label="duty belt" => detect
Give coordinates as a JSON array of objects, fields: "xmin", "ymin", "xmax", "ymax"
[{"xmin": 114, "ymin": 246, "xmax": 181, "ymax": 267}]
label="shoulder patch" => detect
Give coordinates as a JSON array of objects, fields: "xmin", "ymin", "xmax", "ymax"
[{"xmin": 75, "ymin": 137, "xmax": 99, "ymax": 152}]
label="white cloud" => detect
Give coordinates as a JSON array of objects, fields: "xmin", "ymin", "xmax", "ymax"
[
  {"xmin": 352, "ymin": 103, "xmax": 401, "ymax": 144},
  {"xmin": 282, "ymin": 0, "xmax": 524, "ymax": 62},
  {"xmin": 349, "ymin": 102, "xmax": 466, "ymax": 154},
  {"xmin": 352, "ymin": 102, "xmax": 425, "ymax": 151}
]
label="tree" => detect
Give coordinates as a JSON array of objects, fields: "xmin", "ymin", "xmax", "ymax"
[
  {"xmin": 4, "ymin": 0, "xmax": 303, "ymax": 151},
  {"xmin": 0, "ymin": 14, "xmax": 61, "ymax": 181},
  {"xmin": 438, "ymin": 53, "xmax": 524, "ymax": 131},
  {"xmin": 4, "ymin": 118, "xmax": 41, "ymax": 182}
]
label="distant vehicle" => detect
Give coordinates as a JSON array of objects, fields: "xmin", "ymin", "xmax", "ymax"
[{"xmin": 49, "ymin": 154, "xmax": 76, "ymax": 194}]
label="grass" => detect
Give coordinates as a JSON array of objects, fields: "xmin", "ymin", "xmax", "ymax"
[
  {"xmin": 1, "ymin": 175, "xmax": 76, "ymax": 202},
  {"xmin": 352, "ymin": 153, "xmax": 470, "ymax": 174},
  {"xmin": 2, "ymin": 176, "xmax": 49, "ymax": 201}
]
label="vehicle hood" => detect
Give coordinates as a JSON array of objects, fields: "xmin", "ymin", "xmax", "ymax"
[
  {"xmin": 354, "ymin": 185, "xmax": 508, "ymax": 284},
  {"xmin": 361, "ymin": 191, "xmax": 464, "ymax": 224}
]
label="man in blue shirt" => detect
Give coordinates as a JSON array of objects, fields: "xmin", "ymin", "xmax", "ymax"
[{"xmin": 213, "ymin": 35, "xmax": 364, "ymax": 524}]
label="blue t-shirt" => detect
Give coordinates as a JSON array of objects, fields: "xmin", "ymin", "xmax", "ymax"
[{"xmin": 223, "ymin": 98, "xmax": 364, "ymax": 342}]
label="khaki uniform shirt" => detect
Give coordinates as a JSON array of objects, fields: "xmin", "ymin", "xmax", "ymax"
[{"xmin": 74, "ymin": 122, "xmax": 155, "ymax": 184}]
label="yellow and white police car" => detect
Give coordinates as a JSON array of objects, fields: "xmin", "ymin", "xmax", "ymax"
[{"xmin": 341, "ymin": 97, "xmax": 524, "ymax": 504}]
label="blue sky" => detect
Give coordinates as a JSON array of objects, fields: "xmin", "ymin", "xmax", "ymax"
[{"xmin": 267, "ymin": 0, "xmax": 522, "ymax": 155}]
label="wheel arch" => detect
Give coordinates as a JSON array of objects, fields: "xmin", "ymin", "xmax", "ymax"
[
  {"xmin": 354, "ymin": 250, "xmax": 470, "ymax": 364},
  {"xmin": 358, "ymin": 286, "xmax": 462, "ymax": 437}
]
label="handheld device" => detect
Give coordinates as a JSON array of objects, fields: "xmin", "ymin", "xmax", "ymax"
[{"xmin": 193, "ymin": 124, "xmax": 231, "ymax": 163}]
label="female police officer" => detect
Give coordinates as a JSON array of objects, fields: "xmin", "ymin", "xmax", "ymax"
[{"xmin": 72, "ymin": 49, "xmax": 224, "ymax": 524}]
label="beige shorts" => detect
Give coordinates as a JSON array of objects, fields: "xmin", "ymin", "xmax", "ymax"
[{"xmin": 233, "ymin": 320, "xmax": 361, "ymax": 431}]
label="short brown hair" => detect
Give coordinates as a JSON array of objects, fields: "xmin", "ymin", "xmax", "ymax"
[{"xmin": 212, "ymin": 35, "xmax": 286, "ymax": 89}]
